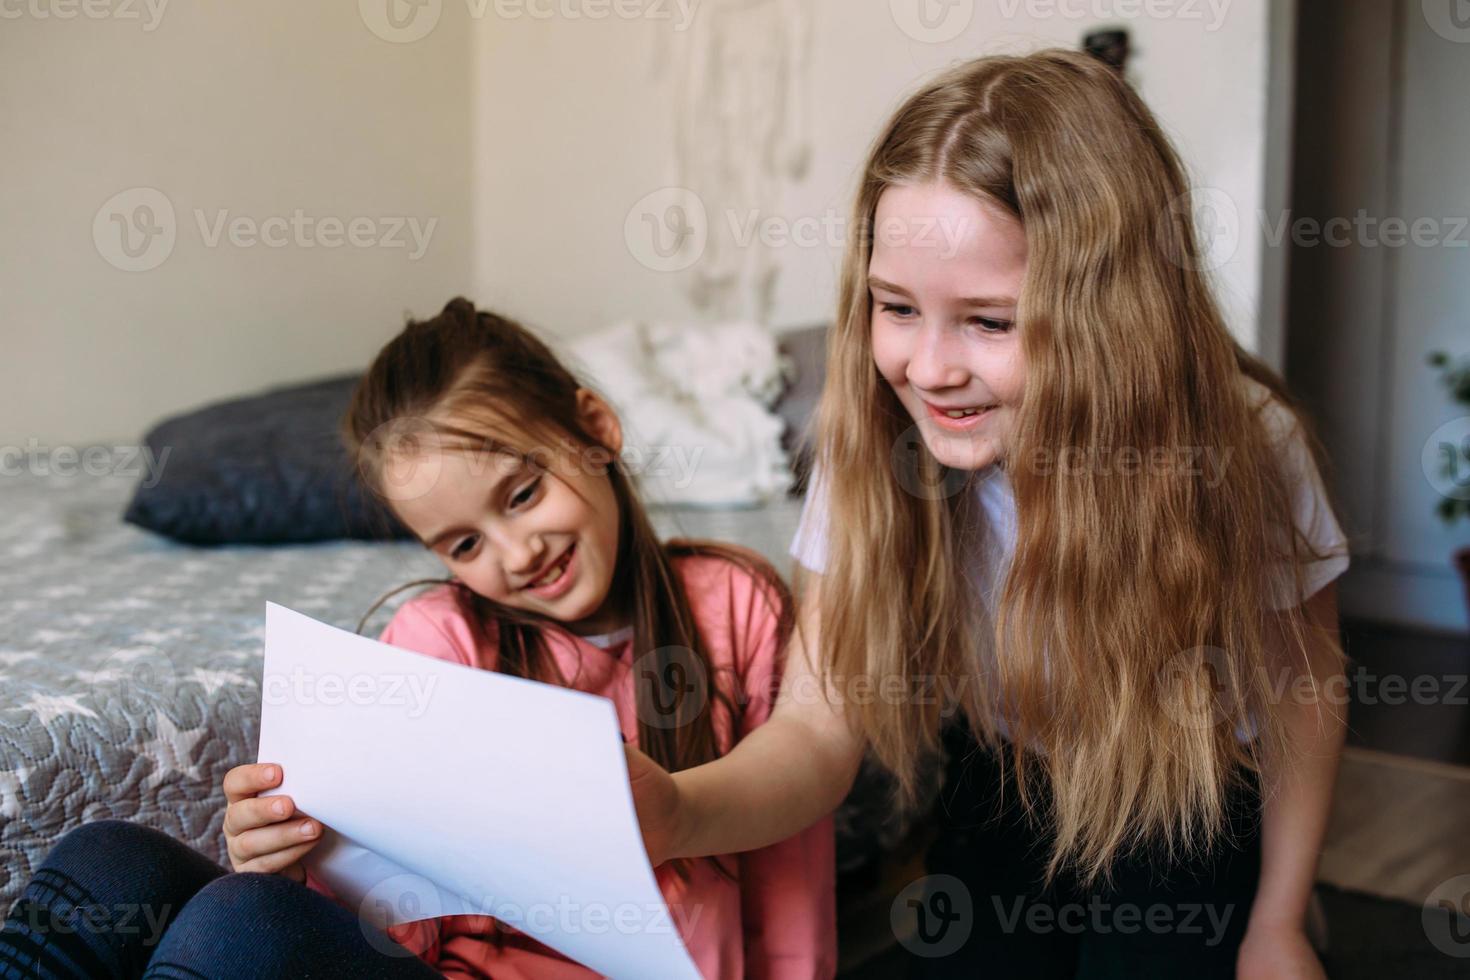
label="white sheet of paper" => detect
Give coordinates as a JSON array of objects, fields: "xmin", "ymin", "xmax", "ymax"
[{"xmin": 255, "ymin": 601, "xmax": 701, "ymax": 979}]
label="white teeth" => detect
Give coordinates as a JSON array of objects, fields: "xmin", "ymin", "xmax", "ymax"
[{"xmin": 532, "ymin": 552, "xmax": 569, "ymax": 588}]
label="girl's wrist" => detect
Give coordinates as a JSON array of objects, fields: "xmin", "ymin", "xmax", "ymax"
[
  {"xmin": 1246, "ymin": 899, "xmax": 1309, "ymax": 936},
  {"xmin": 664, "ymin": 770, "xmax": 697, "ymax": 862}
]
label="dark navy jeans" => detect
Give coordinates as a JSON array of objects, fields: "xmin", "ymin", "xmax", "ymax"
[{"xmin": 0, "ymin": 820, "xmax": 441, "ymax": 979}]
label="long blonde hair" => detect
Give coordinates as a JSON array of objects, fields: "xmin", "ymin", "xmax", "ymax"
[{"xmin": 810, "ymin": 49, "xmax": 1345, "ymax": 883}]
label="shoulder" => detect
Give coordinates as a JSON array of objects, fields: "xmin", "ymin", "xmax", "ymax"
[
  {"xmin": 668, "ymin": 546, "xmax": 791, "ymax": 658},
  {"xmin": 673, "ymin": 549, "xmax": 787, "ymax": 617},
  {"xmin": 377, "ymin": 584, "xmax": 485, "ymax": 669},
  {"xmin": 1238, "ymin": 374, "xmax": 1351, "ymax": 605},
  {"xmin": 1242, "ymin": 374, "xmax": 1302, "ymax": 446},
  {"xmin": 1239, "ymin": 374, "xmax": 1334, "ymax": 495}
]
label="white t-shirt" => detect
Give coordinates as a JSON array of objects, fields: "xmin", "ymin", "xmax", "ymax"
[{"xmin": 788, "ymin": 376, "xmax": 1351, "ymax": 740}]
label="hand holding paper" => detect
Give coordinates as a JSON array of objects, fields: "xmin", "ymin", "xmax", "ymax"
[
  {"xmin": 221, "ymin": 761, "xmax": 323, "ymax": 880},
  {"xmin": 255, "ymin": 601, "xmax": 702, "ymax": 979}
]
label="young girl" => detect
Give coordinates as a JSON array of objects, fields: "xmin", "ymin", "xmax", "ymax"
[
  {"xmin": 626, "ymin": 49, "xmax": 1349, "ymax": 979},
  {"xmin": 0, "ymin": 298, "xmax": 836, "ymax": 979}
]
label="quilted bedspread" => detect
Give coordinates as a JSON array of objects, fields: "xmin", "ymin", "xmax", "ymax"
[{"xmin": 0, "ymin": 465, "xmax": 839, "ymax": 908}]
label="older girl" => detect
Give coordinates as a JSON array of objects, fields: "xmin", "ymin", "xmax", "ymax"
[{"xmin": 628, "ymin": 49, "xmax": 1348, "ymax": 979}]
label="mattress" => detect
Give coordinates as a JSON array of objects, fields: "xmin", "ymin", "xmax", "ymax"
[{"xmin": 0, "ymin": 466, "xmax": 825, "ymax": 907}]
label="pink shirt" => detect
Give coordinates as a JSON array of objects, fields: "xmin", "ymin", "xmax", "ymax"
[{"xmin": 306, "ymin": 550, "xmax": 836, "ymax": 980}]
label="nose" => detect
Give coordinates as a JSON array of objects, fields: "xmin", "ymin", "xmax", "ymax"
[
  {"xmin": 488, "ymin": 525, "xmax": 546, "ymax": 584},
  {"xmin": 905, "ymin": 320, "xmax": 970, "ymax": 392}
]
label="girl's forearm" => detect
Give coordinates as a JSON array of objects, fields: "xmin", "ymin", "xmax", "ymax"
[
  {"xmin": 1250, "ymin": 685, "xmax": 1345, "ymax": 930},
  {"xmin": 670, "ymin": 712, "xmax": 863, "ymax": 859},
  {"xmin": 667, "ymin": 572, "xmax": 864, "ymax": 860},
  {"xmin": 1249, "ymin": 587, "xmax": 1347, "ymax": 932}
]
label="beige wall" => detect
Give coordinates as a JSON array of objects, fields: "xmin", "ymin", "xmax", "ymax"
[
  {"xmin": 3, "ymin": 0, "xmax": 1281, "ymax": 446},
  {"xmin": 1, "ymin": 2, "xmax": 476, "ymax": 446},
  {"xmin": 471, "ymin": 0, "xmax": 1278, "ymax": 352}
]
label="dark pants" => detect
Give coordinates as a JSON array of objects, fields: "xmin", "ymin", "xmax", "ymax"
[
  {"xmin": 0, "ymin": 819, "xmax": 441, "ymax": 980},
  {"xmin": 905, "ymin": 726, "xmax": 1262, "ymax": 979}
]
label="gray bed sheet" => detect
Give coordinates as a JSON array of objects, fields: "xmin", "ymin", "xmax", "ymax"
[{"xmin": 0, "ymin": 467, "xmax": 827, "ymax": 908}]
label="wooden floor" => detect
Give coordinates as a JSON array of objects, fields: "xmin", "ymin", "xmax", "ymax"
[
  {"xmin": 1320, "ymin": 746, "xmax": 1470, "ymax": 905},
  {"xmin": 1321, "ymin": 618, "xmax": 1470, "ymax": 903}
]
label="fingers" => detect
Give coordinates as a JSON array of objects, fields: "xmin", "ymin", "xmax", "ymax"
[
  {"xmin": 222, "ymin": 762, "xmax": 326, "ymax": 876},
  {"xmin": 230, "ymin": 829, "xmax": 322, "ymax": 875},
  {"xmin": 223, "ymin": 794, "xmax": 297, "ymax": 838},
  {"xmin": 227, "ymin": 815, "xmax": 320, "ymax": 870},
  {"xmin": 224, "ymin": 763, "xmax": 282, "ymax": 804}
]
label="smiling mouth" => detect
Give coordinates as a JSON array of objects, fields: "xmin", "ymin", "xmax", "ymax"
[
  {"xmin": 524, "ymin": 544, "xmax": 575, "ymax": 591},
  {"xmin": 922, "ymin": 400, "xmax": 998, "ymax": 427}
]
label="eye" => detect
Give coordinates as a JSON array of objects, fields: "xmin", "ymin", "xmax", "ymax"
[
  {"xmin": 509, "ymin": 476, "xmax": 543, "ymax": 509},
  {"xmin": 879, "ymin": 302, "xmax": 917, "ymax": 319},
  {"xmin": 971, "ymin": 316, "xmax": 1014, "ymax": 333},
  {"xmin": 449, "ymin": 535, "xmax": 478, "ymax": 561}
]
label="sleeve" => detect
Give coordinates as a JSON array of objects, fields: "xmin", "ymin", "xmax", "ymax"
[
  {"xmin": 1260, "ymin": 401, "xmax": 1351, "ymax": 611},
  {"xmin": 377, "ymin": 594, "xmax": 478, "ymax": 668},
  {"xmin": 731, "ymin": 567, "xmax": 839, "ymax": 979},
  {"xmin": 788, "ymin": 462, "xmax": 830, "ymax": 574}
]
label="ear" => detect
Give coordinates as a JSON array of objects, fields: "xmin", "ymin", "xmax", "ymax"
[{"xmin": 575, "ymin": 388, "xmax": 624, "ymax": 457}]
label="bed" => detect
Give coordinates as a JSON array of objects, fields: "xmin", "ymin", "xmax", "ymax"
[{"xmin": 0, "ymin": 462, "xmax": 822, "ymax": 908}]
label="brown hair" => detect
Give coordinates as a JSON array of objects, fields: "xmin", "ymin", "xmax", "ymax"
[
  {"xmin": 810, "ymin": 49, "xmax": 1346, "ymax": 884},
  {"xmin": 342, "ymin": 297, "xmax": 794, "ymax": 883}
]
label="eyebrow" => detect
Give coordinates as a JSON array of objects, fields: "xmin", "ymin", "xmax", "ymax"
[
  {"xmin": 419, "ymin": 462, "xmax": 526, "ymax": 550},
  {"xmin": 868, "ymin": 275, "xmax": 1017, "ymax": 309}
]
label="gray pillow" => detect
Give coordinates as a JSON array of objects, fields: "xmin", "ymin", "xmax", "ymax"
[{"xmin": 123, "ymin": 374, "xmax": 409, "ymax": 545}]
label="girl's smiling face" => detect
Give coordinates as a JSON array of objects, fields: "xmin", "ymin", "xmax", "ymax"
[
  {"xmin": 383, "ymin": 390, "xmax": 627, "ymax": 637},
  {"xmin": 868, "ymin": 181, "xmax": 1027, "ymax": 473}
]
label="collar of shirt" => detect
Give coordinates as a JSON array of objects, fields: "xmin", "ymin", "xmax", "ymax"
[{"xmin": 574, "ymin": 623, "xmax": 634, "ymax": 656}]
